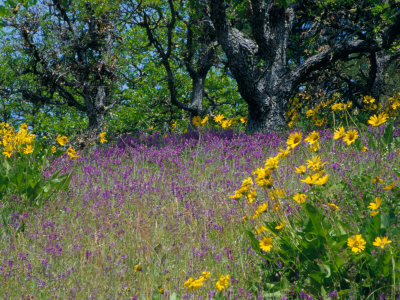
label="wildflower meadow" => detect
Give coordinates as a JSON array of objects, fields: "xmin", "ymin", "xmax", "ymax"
[{"xmin": 1, "ymin": 93, "xmax": 400, "ymax": 299}]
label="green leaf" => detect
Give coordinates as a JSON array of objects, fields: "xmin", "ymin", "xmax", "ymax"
[
  {"xmin": 304, "ymin": 203, "xmax": 325, "ymax": 237},
  {"xmin": 382, "ymin": 119, "xmax": 394, "ymax": 147}
]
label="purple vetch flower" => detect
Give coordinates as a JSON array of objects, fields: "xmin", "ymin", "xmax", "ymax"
[
  {"xmin": 277, "ymin": 258, "xmax": 282, "ymax": 268},
  {"xmin": 328, "ymin": 290, "xmax": 338, "ymax": 299},
  {"xmin": 215, "ymin": 253, "xmax": 222, "ymax": 261}
]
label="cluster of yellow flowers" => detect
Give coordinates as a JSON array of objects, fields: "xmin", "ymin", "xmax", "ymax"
[
  {"xmin": 331, "ymin": 101, "xmax": 352, "ymax": 112},
  {"xmin": 99, "ymin": 132, "xmax": 107, "ymax": 144},
  {"xmin": 55, "ymin": 134, "xmax": 79, "ymax": 160},
  {"xmin": 363, "ymin": 95, "xmax": 381, "ymax": 111},
  {"xmin": 304, "ymin": 130, "xmax": 320, "ymax": 152},
  {"xmin": 303, "ymin": 95, "xmax": 340, "ymax": 127},
  {"xmin": 367, "ymin": 112, "xmax": 389, "ymax": 127},
  {"xmin": 213, "ymin": 114, "xmax": 234, "ymax": 129},
  {"xmin": 215, "ymin": 274, "xmax": 230, "ymax": 292},
  {"xmin": 1, "ymin": 123, "xmax": 36, "ymax": 158},
  {"xmin": 297, "ymin": 154, "xmax": 330, "ymax": 186},
  {"xmin": 347, "ymin": 234, "xmax": 392, "ymax": 253},
  {"xmin": 192, "ymin": 116, "xmax": 209, "ymax": 127},
  {"xmin": 183, "ymin": 271, "xmax": 212, "ymax": 292},
  {"xmin": 385, "ymin": 92, "xmax": 400, "ymax": 117},
  {"xmin": 286, "ymin": 96, "xmax": 302, "ymax": 128},
  {"xmin": 191, "ymin": 114, "xmax": 248, "ymax": 130},
  {"xmin": 333, "ymin": 127, "xmax": 359, "ymax": 145}
]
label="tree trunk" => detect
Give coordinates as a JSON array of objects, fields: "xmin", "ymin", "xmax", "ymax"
[
  {"xmin": 245, "ymin": 93, "xmax": 288, "ymax": 133},
  {"xmin": 85, "ymin": 85, "xmax": 107, "ymax": 132}
]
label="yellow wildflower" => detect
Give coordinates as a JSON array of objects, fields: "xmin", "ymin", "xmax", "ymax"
[
  {"xmin": 373, "ymin": 236, "xmax": 392, "ymax": 249},
  {"xmin": 347, "ymin": 234, "xmax": 366, "ymax": 253},
  {"xmin": 134, "ymin": 264, "xmax": 142, "ymax": 273},
  {"xmin": 2, "ymin": 144, "xmax": 12, "ymax": 158},
  {"xmin": 333, "ymin": 126, "xmax": 346, "ymax": 140},
  {"xmin": 246, "ymin": 188, "xmax": 257, "ymax": 204},
  {"xmin": 384, "ymin": 182, "xmax": 395, "ymax": 190},
  {"xmin": 306, "ymin": 156, "xmax": 326, "ymax": 171},
  {"xmin": 371, "ymin": 176, "xmax": 383, "ymax": 184},
  {"xmin": 370, "ymin": 210, "xmax": 379, "ymax": 217},
  {"xmin": 201, "ymin": 271, "xmax": 211, "ymax": 280},
  {"xmin": 229, "ymin": 190, "xmax": 242, "ymax": 200},
  {"xmin": 363, "ymin": 95, "xmax": 375, "ymax": 104},
  {"xmin": 67, "ymin": 147, "xmax": 79, "ymax": 160},
  {"xmin": 238, "ymin": 177, "xmax": 253, "ymax": 194},
  {"xmin": 293, "ymin": 193, "xmax": 307, "ymax": 204},
  {"xmin": 331, "ymin": 103, "xmax": 345, "ymax": 111},
  {"xmin": 314, "ymin": 174, "xmax": 330, "ymax": 185},
  {"xmin": 23, "ymin": 145, "xmax": 34, "ymax": 154},
  {"xmin": 255, "ymin": 226, "xmax": 268, "ymax": 234},
  {"xmin": 215, "ymin": 274, "xmax": 230, "ymax": 292},
  {"xmin": 201, "ymin": 116, "xmax": 209, "ymax": 125},
  {"xmin": 214, "ymin": 114, "xmax": 225, "ymax": 123},
  {"xmin": 259, "ymin": 236, "xmax": 273, "ymax": 252},
  {"xmin": 265, "ymin": 156, "xmax": 280, "ymax": 170},
  {"xmin": 368, "ymin": 112, "xmax": 389, "ymax": 127},
  {"xmin": 275, "ymin": 221, "xmax": 285, "ymax": 230},
  {"xmin": 343, "ymin": 129, "xmax": 358, "ymax": 145},
  {"xmin": 368, "ymin": 197, "xmax": 382, "ymax": 210},
  {"xmin": 328, "ymin": 203, "xmax": 338, "ymax": 211},
  {"xmin": 240, "ymin": 116, "xmax": 247, "ymax": 123},
  {"xmin": 56, "ymin": 134, "xmax": 69, "ymax": 146},
  {"xmin": 99, "ymin": 132, "xmax": 107, "ymax": 144},
  {"xmin": 221, "ymin": 119, "xmax": 232, "ymax": 128},
  {"xmin": 192, "ymin": 116, "xmax": 202, "ymax": 127},
  {"xmin": 277, "ymin": 147, "xmax": 291, "ymax": 159},
  {"xmin": 295, "ymin": 165, "xmax": 307, "ymax": 175},
  {"xmin": 286, "ymin": 132, "xmax": 302, "ymax": 149},
  {"xmin": 304, "ymin": 131, "xmax": 320, "ymax": 145}
]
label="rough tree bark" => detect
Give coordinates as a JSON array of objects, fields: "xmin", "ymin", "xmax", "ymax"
[{"xmin": 208, "ymin": 0, "xmax": 400, "ymax": 133}]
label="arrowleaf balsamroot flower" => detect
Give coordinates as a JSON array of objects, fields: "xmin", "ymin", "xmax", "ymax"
[
  {"xmin": 67, "ymin": 147, "xmax": 79, "ymax": 159},
  {"xmin": 293, "ymin": 193, "xmax": 307, "ymax": 204},
  {"xmin": 99, "ymin": 132, "xmax": 107, "ymax": 144},
  {"xmin": 328, "ymin": 203, "xmax": 339, "ymax": 210},
  {"xmin": 306, "ymin": 156, "xmax": 326, "ymax": 171},
  {"xmin": 134, "ymin": 264, "xmax": 142, "ymax": 273},
  {"xmin": 368, "ymin": 112, "xmax": 389, "ymax": 127},
  {"xmin": 295, "ymin": 165, "xmax": 307, "ymax": 174},
  {"xmin": 342, "ymin": 129, "xmax": 359, "ymax": 145},
  {"xmin": 371, "ymin": 176, "xmax": 383, "ymax": 184},
  {"xmin": 370, "ymin": 210, "xmax": 379, "ymax": 217},
  {"xmin": 215, "ymin": 274, "xmax": 230, "ymax": 292},
  {"xmin": 301, "ymin": 171, "xmax": 330, "ymax": 186},
  {"xmin": 213, "ymin": 114, "xmax": 224, "ymax": 123},
  {"xmin": 56, "ymin": 134, "xmax": 69, "ymax": 146},
  {"xmin": 304, "ymin": 131, "xmax": 320, "ymax": 145},
  {"xmin": 275, "ymin": 221, "xmax": 285, "ymax": 230},
  {"xmin": 192, "ymin": 116, "xmax": 201, "ymax": 127},
  {"xmin": 259, "ymin": 236, "xmax": 273, "ymax": 253},
  {"xmin": 265, "ymin": 156, "xmax": 280, "ymax": 170},
  {"xmin": 23, "ymin": 145, "xmax": 34, "ymax": 154},
  {"xmin": 286, "ymin": 131, "xmax": 302, "ymax": 149},
  {"xmin": 347, "ymin": 234, "xmax": 366, "ymax": 253},
  {"xmin": 333, "ymin": 126, "xmax": 346, "ymax": 140},
  {"xmin": 384, "ymin": 182, "xmax": 396, "ymax": 190},
  {"xmin": 368, "ymin": 197, "xmax": 382, "ymax": 210},
  {"xmin": 229, "ymin": 190, "xmax": 242, "ymax": 200},
  {"xmin": 373, "ymin": 236, "xmax": 392, "ymax": 249}
]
